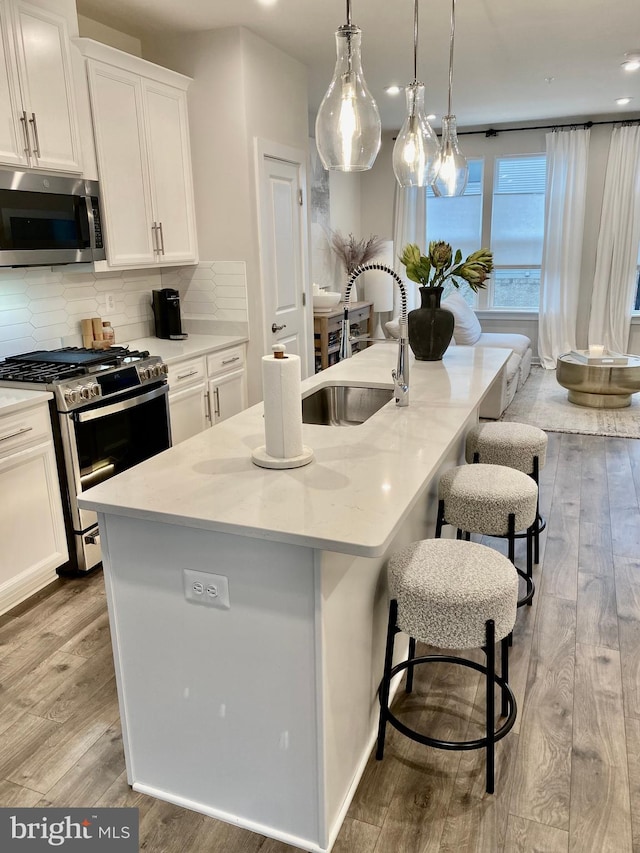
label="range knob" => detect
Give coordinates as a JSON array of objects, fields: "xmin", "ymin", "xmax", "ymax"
[
  {"xmin": 160, "ymin": 362, "xmax": 169, "ymax": 376},
  {"xmin": 64, "ymin": 388, "xmax": 81, "ymax": 405},
  {"xmin": 80, "ymin": 385, "xmax": 92, "ymax": 400},
  {"xmin": 138, "ymin": 367, "xmax": 151, "ymax": 381},
  {"xmin": 151, "ymin": 364, "xmax": 162, "ymax": 378}
]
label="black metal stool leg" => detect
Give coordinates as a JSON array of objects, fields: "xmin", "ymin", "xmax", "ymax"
[
  {"xmin": 406, "ymin": 637, "xmax": 416, "ymax": 694},
  {"xmin": 533, "ymin": 456, "xmax": 541, "ymax": 564},
  {"xmin": 376, "ymin": 600, "xmax": 398, "ymax": 760},
  {"xmin": 526, "ymin": 524, "xmax": 534, "ymax": 606},
  {"xmin": 508, "ymin": 513, "xmax": 515, "ymax": 564},
  {"xmin": 486, "ymin": 619, "xmax": 496, "ymax": 794},
  {"xmin": 501, "ymin": 635, "xmax": 510, "ymax": 717},
  {"xmin": 435, "ymin": 499, "xmax": 445, "ymax": 538}
]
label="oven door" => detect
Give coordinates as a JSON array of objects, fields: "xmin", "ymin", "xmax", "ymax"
[{"xmin": 59, "ymin": 382, "xmax": 171, "ymax": 570}]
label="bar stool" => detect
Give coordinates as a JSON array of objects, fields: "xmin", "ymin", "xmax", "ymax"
[
  {"xmin": 465, "ymin": 422, "xmax": 548, "ymax": 564},
  {"xmin": 435, "ymin": 463, "xmax": 537, "ymax": 607},
  {"xmin": 376, "ymin": 538, "xmax": 518, "ymax": 794}
]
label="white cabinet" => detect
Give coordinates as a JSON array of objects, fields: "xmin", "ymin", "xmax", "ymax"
[
  {"xmin": 167, "ymin": 355, "xmax": 208, "ymax": 446},
  {"xmin": 0, "ymin": 399, "xmax": 68, "ymax": 616},
  {"xmin": 207, "ymin": 344, "xmax": 247, "ymax": 424},
  {"xmin": 0, "ymin": 0, "xmax": 81, "ymax": 172},
  {"xmin": 78, "ymin": 38, "xmax": 198, "ymax": 270},
  {"xmin": 168, "ymin": 345, "xmax": 247, "ymax": 444}
]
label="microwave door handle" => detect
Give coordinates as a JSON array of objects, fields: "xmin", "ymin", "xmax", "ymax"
[
  {"xmin": 28, "ymin": 113, "xmax": 40, "ymax": 158},
  {"xmin": 78, "ymin": 196, "xmax": 91, "ymax": 245},
  {"xmin": 19, "ymin": 111, "xmax": 31, "ymax": 156}
]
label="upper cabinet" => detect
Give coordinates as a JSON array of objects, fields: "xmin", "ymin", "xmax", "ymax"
[
  {"xmin": 0, "ymin": 0, "xmax": 81, "ymax": 172},
  {"xmin": 77, "ymin": 39, "xmax": 198, "ymax": 270}
]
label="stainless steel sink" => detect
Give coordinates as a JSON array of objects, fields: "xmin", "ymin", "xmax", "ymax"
[{"xmin": 302, "ymin": 385, "xmax": 394, "ymax": 426}]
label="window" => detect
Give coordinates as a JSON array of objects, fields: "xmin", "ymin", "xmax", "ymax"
[
  {"xmin": 490, "ymin": 155, "xmax": 546, "ymax": 309},
  {"xmin": 425, "ymin": 154, "xmax": 546, "ymax": 310}
]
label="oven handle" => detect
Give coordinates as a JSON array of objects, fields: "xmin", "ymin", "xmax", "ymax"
[{"xmin": 74, "ymin": 383, "xmax": 168, "ymax": 423}]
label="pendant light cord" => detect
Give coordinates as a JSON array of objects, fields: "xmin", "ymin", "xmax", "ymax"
[
  {"xmin": 346, "ymin": 0, "xmax": 352, "ymax": 26},
  {"xmin": 447, "ymin": 0, "xmax": 456, "ymax": 115},
  {"xmin": 413, "ymin": 0, "xmax": 419, "ymax": 83}
]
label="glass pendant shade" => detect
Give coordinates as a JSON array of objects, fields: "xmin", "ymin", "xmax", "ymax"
[
  {"xmin": 315, "ymin": 25, "xmax": 381, "ymax": 172},
  {"xmin": 392, "ymin": 82, "xmax": 441, "ymax": 187},
  {"xmin": 433, "ymin": 115, "xmax": 468, "ymax": 197}
]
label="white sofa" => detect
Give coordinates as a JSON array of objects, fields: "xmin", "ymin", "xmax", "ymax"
[{"xmin": 386, "ymin": 290, "xmax": 533, "ymax": 418}]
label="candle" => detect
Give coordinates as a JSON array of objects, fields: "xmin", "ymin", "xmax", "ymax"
[{"xmin": 589, "ymin": 344, "xmax": 605, "ymax": 357}]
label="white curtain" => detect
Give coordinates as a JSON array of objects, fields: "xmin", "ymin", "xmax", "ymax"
[
  {"xmin": 588, "ymin": 124, "xmax": 640, "ymax": 353},
  {"xmin": 392, "ymin": 184, "xmax": 428, "ymax": 313},
  {"xmin": 537, "ymin": 127, "xmax": 591, "ymax": 368}
]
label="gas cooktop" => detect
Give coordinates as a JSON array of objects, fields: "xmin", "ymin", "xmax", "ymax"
[{"xmin": 0, "ymin": 347, "xmax": 168, "ymax": 411}]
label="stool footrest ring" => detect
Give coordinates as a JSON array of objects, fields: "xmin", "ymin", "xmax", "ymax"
[
  {"xmin": 378, "ymin": 654, "xmax": 517, "ymax": 751},
  {"xmin": 515, "ymin": 567, "xmax": 535, "ymax": 607}
]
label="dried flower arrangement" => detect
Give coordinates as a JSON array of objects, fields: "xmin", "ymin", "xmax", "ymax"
[{"xmin": 329, "ymin": 231, "xmax": 387, "ymax": 276}]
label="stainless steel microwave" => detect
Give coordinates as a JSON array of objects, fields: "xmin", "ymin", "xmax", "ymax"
[{"xmin": 0, "ymin": 170, "xmax": 106, "ymax": 267}]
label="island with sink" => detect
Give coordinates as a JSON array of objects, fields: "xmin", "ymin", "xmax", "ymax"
[{"xmin": 79, "ymin": 342, "xmax": 509, "ymax": 853}]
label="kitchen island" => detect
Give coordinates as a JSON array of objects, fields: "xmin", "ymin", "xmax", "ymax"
[{"xmin": 79, "ymin": 343, "xmax": 509, "ymax": 853}]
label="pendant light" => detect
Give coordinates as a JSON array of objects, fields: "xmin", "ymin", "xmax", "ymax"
[
  {"xmin": 315, "ymin": 0, "xmax": 381, "ymax": 172},
  {"xmin": 392, "ymin": 0, "xmax": 441, "ymax": 188},
  {"xmin": 433, "ymin": 0, "xmax": 469, "ymax": 197}
]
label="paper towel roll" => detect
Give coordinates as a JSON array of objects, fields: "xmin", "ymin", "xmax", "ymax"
[{"xmin": 251, "ymin": 345, "xmax": 313, "ymax": 469}]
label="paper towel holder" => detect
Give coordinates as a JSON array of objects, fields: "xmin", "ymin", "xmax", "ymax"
[{"xmin": 251, "ymin": 344, "xmax": 314, "ymax": 470}]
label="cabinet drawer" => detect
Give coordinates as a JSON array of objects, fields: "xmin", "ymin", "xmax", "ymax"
[
  {"xmin": 167, "ymin": 356, "xmax": 207, "ymax": 388},
  {"xmin": 207, "ymin": 346, "xmax": 245, "ymax": 377},
  {"xmin": 0, "ymin": 405, "xmax": 51, "ymax": 458}
]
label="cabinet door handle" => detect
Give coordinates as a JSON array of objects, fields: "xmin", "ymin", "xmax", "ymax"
[
  {"xmin": 214, "ymin": 387, "xmax": 220, "ymax": 417},
  {"xmin": 0, "ymin": 426, "xmax": 33, "ymax": 442},
  {"xmin": 19, "ymin": 111, "xmax": 31, "ymax": 155},
  {"xmin": 157, "ymin": 221, "xmax": 165, "ymax": 255},
  {"xmin": 176, "ymin": 369, "xmax": 198, "ymax": 380},
  {"xmin": 221, "ymin": 356, "xmax": 240, "ymax": 365},
  {"xmin": 271, "ymin": 323, "xmax": 286, "ymax": 333},
  {"xmin": 28, "ymin": 113, "xmax": 40, "ymax": 157},
  {"xmin": 151, "ymin": 222, "xmax": 159, "ymax": 253}
]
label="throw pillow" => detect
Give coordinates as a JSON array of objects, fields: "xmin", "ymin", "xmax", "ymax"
[{"xmin": 442, "ymin": 290, "xmax": 482, "ymax": 345}]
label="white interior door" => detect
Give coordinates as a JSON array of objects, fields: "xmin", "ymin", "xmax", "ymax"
[{"xmin": 257, "ymin": 147, "xmax": 311, "ymax": 375}]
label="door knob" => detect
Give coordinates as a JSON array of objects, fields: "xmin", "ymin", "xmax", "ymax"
[{"xmin": 271, "ymin": 323, "xmax": 287, "ymax": 333}]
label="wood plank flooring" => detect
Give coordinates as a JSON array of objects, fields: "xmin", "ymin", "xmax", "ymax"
[{"xmin": 1, "ymin": 432, "xmax": 639, "ymax": 852}]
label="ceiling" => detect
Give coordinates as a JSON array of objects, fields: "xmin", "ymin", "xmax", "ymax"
[{"xmin": 76, "ymin": 0, "xmax": 640, "ymax": 132}]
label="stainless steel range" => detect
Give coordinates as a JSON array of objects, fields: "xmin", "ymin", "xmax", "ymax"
[{"xmin": 0, "ymin": 347, "xmax": 172, "ymax": 573}]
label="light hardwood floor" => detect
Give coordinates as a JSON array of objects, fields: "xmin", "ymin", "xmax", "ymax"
[{"xmin": 1, "ymin": 432, "xmax": 639, "ymax": 853}]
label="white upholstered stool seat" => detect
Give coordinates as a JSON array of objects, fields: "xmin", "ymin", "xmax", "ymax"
[
  {"xmin": 377, "ymin": 538, "xmax": 518, "ymax": 794},
  {"xmin": 438, "ymin": 463, "xmax": 538, "ymax": 536},
  {"xmin": 465, "ymin": 422, "xmax": 548, "ymax": 565},
  {"xmin": 465, "ymin": 422, "xmax": 548, "ymax": 474},
  {"xmin": 436, "ymin": 463, "xmax": 538, "ymax": 608},
  {"xmin": 388, "ymin": 539, "xmax": 518, "ymax": 649}
]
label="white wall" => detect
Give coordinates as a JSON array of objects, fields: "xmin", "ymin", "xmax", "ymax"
[
  {"xmin": 77, "ymin": 15, "xmax": 142, "ymax": 55},
  {"xmin": 143, "ymin": 27, "xmax": 309, "ymax": 405}
]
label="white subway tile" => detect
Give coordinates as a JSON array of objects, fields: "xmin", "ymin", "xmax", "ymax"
[
  {"xmin": 0, "ymin": 308, "xmax": 31, "ymax": 326},
  {"xmin": 63, "ymin": 285, "xmax": 97, "ymax": 301},
  {"xmin": 0, "ymin": 292, "xmax": 29, "ymax": 310},
  {"xmin": 29, "ymin": 297, "xmax": 67, "ymax": 313},
  {"xmin": 0, "ymin": 322, "xmax": 33, "ymax": 341},
  {"xmin": 29, "ymin": 309, "xmax": 68, "ymax": 328},
  {"xmin": 212, "ymin": 261, "xmax": 245, "ymax": 275},
  {"xmin": 33, "ymin": 323, "xmax": 70, "ymax": 341}
]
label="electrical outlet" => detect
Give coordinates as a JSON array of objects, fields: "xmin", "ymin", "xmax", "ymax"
[
  {"xmin": 105, "ymin": 293, "xmax": 115, "ymax": 314},
  {"xmin": 183, "ymin": 569, "xmax": 230, "ymax": 609}
]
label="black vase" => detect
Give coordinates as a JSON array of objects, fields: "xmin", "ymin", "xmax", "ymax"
[{"xmin": 407, "ymin": 286, "xmax": 455, "ymax": 361}]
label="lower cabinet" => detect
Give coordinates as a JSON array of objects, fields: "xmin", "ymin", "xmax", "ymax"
[
  {"xmin": 0, "ymin": 401, "xmax": 68, "ymax": 615},
  {"xmin": 168, "ymin": 345, "xmax": 247, "ymax": 444}
]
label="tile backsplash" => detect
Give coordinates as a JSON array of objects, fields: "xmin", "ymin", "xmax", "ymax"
[{"xmin": 0, "ymin": 261, "xmax": 248, "ymax": 359}]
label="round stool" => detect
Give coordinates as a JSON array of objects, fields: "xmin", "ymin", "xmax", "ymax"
[
  {"xmin": 376, "ymin": 538, "xmax": 518, "ymax": 794},
  {"xmin": 465, "ymin": 422, "xmax": 548, "ymax": 563},
  {"xmin": 435, "ymin": 463, "xmax": 538, "ymax": 607}
]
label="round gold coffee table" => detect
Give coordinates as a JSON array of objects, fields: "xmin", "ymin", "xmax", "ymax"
[{"xmin": 556, "ymin": 353, "xmax": 640, "ymax": 408}]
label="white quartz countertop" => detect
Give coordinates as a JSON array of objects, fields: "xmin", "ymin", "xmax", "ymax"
[
  {"xmin": 79, "ymin": 344, "xmax": 509, "ymax": 557},
  {"xmin": 128, "ymin": 333, "xmax": 247, "ymax": 364},
  {"xmin": 0, "ymin": 387, "xmax": 52, "ymax": 416}
]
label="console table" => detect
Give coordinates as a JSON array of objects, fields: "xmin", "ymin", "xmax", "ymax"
[{"xmin": 313, "ymin": 301, "xmax": 373, "ymax": 372}]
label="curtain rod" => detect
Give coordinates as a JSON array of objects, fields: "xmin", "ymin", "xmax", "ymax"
[{"xmin": 459, "ymin": 116, "xmax": 640, "ymax": 137}]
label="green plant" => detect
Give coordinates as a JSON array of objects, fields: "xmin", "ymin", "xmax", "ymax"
[{"xmin": 399, "ymin": 241, "xmax": 493, "ymax": 292}]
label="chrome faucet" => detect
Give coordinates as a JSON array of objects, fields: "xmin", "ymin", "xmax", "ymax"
[{"xmin": 338, "ymin": 263, "xmax": 409, "ymax": 406}]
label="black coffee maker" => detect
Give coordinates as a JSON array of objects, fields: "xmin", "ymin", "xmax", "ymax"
[{"xmin": 152, "ymin": 288, "xmax": 188, "ymax": 340}]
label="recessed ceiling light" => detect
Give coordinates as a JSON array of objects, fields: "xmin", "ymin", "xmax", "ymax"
[
  {"xmin": 622, "ymin": 52, "xmax": 640, "ymax": 71},
  {"xmin": 616, "ymin": 97, "xmax": 632, "ymax": 105},
  {"xmin": 385, "ymin": 85, "xmax": 401, "ymax": 96},
  {"xmin": 256, "ymin": 0, "xmax": 278, "ymax": 6},
  {"xmin": 427, "ymin": 114, "xmax": 436, "ymax": 121}
]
